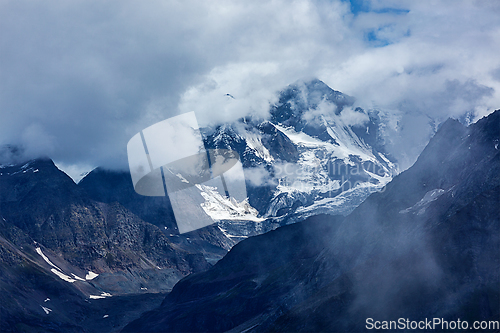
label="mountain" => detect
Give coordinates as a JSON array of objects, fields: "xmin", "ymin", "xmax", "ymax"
[
  {"xmin": 0, "ymin": 159, "xmax": 212, "ymax": 332},
  {"xmin": 123, "ymin": 110, "xmax": 500, "ymax": 332},
  {"xmin": 0, "ymin": 78, "xmax": 400, "ymax": 332},
  {"xmin": 78, "ymin": 168, "xmax": 236, "ymax": 264},
  {"xmin": 122, "ymin": 214, "xmax": 344, "ymax": 333},
  {"xmin": 76, "ymin": 79, "xmax": 398, "ymax": 244},
  {"xmin": 193, "ymin": 79, "xmax": 399, "ymax": 239},
  {"xmin": 0, "ymin": 79, "xmax": 446, "ymax": 332}
]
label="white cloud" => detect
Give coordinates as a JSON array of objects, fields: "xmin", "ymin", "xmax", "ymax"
[
  {"xmin": 0, "ymin": 0, "xmax": 498, "ymax": 170},
  {"xmin": 244, "ymin": 165, "xmax": 276, "ymax": 187},
  {"xmin": 339, "ymin": 107, "xmax": 370, "ymax": 127}
]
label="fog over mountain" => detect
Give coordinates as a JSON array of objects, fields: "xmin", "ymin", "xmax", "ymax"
[
  {"xmin": 1, "ymin": 0, "xmax": 500, "ymax": 173},
  {"xmin": 1, "ymin": 2, "xmax": 499, "ymax": 332},
  {"xmin": 123, "ymin": 109, "xmax": 500, "ymax": 333}
]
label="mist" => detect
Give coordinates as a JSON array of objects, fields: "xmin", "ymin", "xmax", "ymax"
[{"xmin": 1, "ymin": 0, "xmax": 499, "ymax": 178}]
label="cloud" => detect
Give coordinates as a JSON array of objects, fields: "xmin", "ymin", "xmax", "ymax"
[
  {"xmin": 339, "ymin": 107, "xmax": 370, "ymax": 127},
  {"xmin": 244, "ymin": 165, "xmax": 276, "ymax": 187},
  {"xmin": 0, "ymin": 0, "xmax": 498, "ymax": 174}
]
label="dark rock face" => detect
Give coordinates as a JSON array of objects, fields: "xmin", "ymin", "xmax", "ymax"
[
  {"xmin": 123, "ymin": 110, "xmax": 500, "ymax": 332},
  {"xmin": 0, "ymin": 159, "xmax": 209, "ymax": 278},
  {"xmin": 79, "ymin": 167, "xmax": 236, "ymax": 264},
  {"xmin": 269, "ymin": 112, "xmax": 500, "ymax": 332},
  {"xmin": 123, "ymin": 214, "xmax": 344, "ymax": 333},
  {"xmin": 0, "ymin": 238, "xmax": 169, "ymax": 333},
  {"xmin": 257, "ymin": 121, "xmax": 299, "ymax": 163},
  {"xmin": 79, "ymin": 168, "xmax": 178, "ymax": 231},
  {"xmin": 0, "ymin": 159, "xmax": 213, "ymax": 332}
]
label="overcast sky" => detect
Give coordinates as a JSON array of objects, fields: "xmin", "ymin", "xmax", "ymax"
[{"xmin": 1, "ymin": 0, "xmax": 499, "ymax": 178}]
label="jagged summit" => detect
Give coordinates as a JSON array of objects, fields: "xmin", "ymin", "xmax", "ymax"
[
  {"xmin": 271, "ymin": 79, "xmax": 355, "ymax": 126},
  {"xmin": 196, "ymin": 79, "xmax": 398, "ymax": 227}
]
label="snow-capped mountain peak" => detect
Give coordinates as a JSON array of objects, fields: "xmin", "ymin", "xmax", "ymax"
[{"xmin": 195, "ymin": 79, "xmax": 399, "ymax": 232}]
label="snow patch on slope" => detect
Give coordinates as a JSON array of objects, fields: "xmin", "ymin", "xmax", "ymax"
[
  {"xmin": 89, "ymin": 292, "xmax": 112, "ymax": 300},
  {"xmin": 217, "ymin": 225, "xmax": 249, "ymax": 240},
  {"xmin": 71, "ymin": 273, "xmax": 86, "ymax": 281},
  {"xmin": 197, "ymin": 184, "xmax": 263, "ymax": 222},
  {"xmin": 51, "ymin": 269, "xmax": 76, "ymax": 283},
  {"xmin": 399, "ymin": 189, "xmax": 445, "ymax": 215},
  {"xmin": 36, "ymin": 247, "xmax": 86, "ymax": 283},
  {"xmin": 41, "ymin": 306, "xmax": 52, "ymax": 315},
  {"xmin": 36, "ymin": 247, "xmax": 61, "ymax": 271},
  {"xmin": 245, "ymin": 133, "xmax": 274, "ymax": 162}
]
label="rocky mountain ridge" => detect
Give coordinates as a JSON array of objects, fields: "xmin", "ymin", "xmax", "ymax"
[
  {"xmin": 0, "ymin": 79, "xmax": 461, "ymax": 332},
  {"xmin": 194, "ymin": 79, "xmax": 399, "ymax": 238},
  {"xmin": 78, "ymin": 79, "xmax": 399, "ymax": 243},
  {"xmin": 0, "ymin": 158, "xmax": 214, "ymax": 332},
  {"xmin": 124, "ymin": 110, "xmax": 500, "ymax": 332}
]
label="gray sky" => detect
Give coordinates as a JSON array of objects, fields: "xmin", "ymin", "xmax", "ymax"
[{"xmin": 1, "ymin": 0, "xmax": 499, "ymax": 178}]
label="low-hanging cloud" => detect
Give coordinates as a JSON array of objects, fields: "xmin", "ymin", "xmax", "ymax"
[
  {"xmin": 244, "ymin": 165, "xmax": 277, "ymax": 187},
  {"xmin": 0, "ymin": 0, "xmax": 499, "ymax": 177}
]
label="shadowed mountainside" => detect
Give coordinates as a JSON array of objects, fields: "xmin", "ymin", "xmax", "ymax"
[
  {"xmin": 124, "ymin": 110, "xmax": 500, "ymax": 332},
  {"xmin": 0, "ymin": 159, "xmax": 211, "ymax": 332}
]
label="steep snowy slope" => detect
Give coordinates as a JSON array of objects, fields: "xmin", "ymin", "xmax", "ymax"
[{"xmin": 196, "ymin": 79, "xmax": 398, "ymax": 236}]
